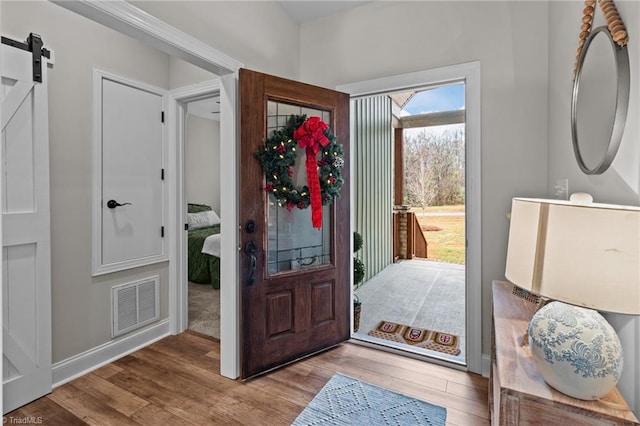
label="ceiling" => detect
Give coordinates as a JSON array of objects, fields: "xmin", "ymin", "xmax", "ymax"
[
  {"xmin": 188, "ymin": 96, "xmax": 220, "ymax": 121},
  {"xmin": 278, "ymin": 1, "xmax": 370, "ymax": 23}
]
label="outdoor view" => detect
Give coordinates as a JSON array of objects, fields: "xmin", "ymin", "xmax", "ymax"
[
  {"xmin": 353, "ymin": 82, "xmax": 467, "ymax": 364},
  {"xmin": 403, "ymin": 84, "xmax": 465, "ymax": 265},
  {"xmin": 405, "ymin": 125, "xmax": 465, "ymax": 264}
]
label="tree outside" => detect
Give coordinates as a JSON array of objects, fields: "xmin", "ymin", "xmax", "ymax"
[{"xmin": 404, "ymin": 125, "xmax": 465, "ymax": 264}]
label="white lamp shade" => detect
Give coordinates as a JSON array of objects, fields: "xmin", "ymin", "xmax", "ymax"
[{"xmin": 506, "ymin": 197, "xmax": 640, "ymax": 315}]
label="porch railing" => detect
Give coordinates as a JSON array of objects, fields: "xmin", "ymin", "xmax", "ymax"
[{"xmin": 393, "ymin": 208, "xmax": 428, "ymax": 260}]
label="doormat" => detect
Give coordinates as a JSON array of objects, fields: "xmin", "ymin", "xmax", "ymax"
[
  {"xmin": 368, "ymin": 321, "xmax": 461, "ymax": 356},
  {"xmin": 292, "ymin": 373, "xmax": 446, "ymax": 426}
]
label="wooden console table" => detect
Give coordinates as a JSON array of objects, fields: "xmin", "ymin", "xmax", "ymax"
[{"xmin": 490, "ymin": 280, "xmax": 639, "ymax": 425}]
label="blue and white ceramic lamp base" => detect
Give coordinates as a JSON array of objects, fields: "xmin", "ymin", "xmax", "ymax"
[{"xmin": 528, "ymin": 301, "xmax": 623, "ymax": 400}]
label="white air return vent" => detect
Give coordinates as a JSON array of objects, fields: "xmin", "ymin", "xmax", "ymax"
[{"xmin": 112, "ymin": 276, "xmax": 160, "ymax": 337}]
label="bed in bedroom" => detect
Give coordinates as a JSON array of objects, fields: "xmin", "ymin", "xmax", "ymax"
[{"xmin": 187, "ymin": 203, "xmax": 221, "ymax": 289}]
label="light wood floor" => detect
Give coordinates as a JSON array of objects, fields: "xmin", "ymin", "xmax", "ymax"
[{"xmin": 6, "ymin": 332, "xmax": 489, "ymax": 425}]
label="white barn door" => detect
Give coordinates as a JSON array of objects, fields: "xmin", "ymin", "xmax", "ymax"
[{"xmin": 1, "ymin": 37, "xmax": 52, "ymax": 413}]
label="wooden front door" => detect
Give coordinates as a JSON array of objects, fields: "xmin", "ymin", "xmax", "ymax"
[{"xmin": 239, "ymin": 69, "xmax": 350, "ymax": 378}]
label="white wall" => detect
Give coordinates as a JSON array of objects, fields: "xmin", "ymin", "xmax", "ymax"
[
  {"xmin": 300, "ymin": 1, "xmax": 550, "ymax": 365},
  {"xmin": 132, "ymin": 1, "xmax": 300, "ymax": 80},
  {"xmin": 1, "ymin": 1, "xmax": 172, "ymax": 363},
  {"xmin": 169, "ymin": 57, "xmax": 217, "ymax": 89},
  {"xmin": 548, "ymin": 1, "xmax": 640, "ymax": 414},
  {"xmin": 186, "ymin": 115, "xmax": 221, "ymax": 214}
]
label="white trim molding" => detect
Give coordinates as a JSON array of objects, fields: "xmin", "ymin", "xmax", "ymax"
[
  {"xmin": 167, "ymin": 79, "xmax": 223, "ymax": 336},
  {"xmin": 482, "ymin": 353, "xmax": 492, "ymax": 378},
  {"xmin": 52, "ymin": 319, "xmax": 170, "ymax": 388},
  {"xmin": 218, "ymin": 73, "xmax": 240, "ymax": 379},
  {"xmin": 91, "ymin": 69, "xmax": 169, "ymax": 276},
  {"xmin": 167, "ymin": 76, "xmax": 240, "ymax": 379},
  {"xmin": 51, "ymin": 0, "xmax": 242, "ymax": 76},
  {"xmin": 337, "ymin": 61, "xmax": 483, "ymax": 375}
]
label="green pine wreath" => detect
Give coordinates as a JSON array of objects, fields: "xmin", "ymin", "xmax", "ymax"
[{"xmin": 255, "ymin": 114, "xmax": 345, "ymax": 210}]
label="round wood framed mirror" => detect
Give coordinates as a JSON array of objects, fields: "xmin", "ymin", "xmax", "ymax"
[{"xmin": 571, "ymin": 26, "xmax": 630, "ymax": 175}]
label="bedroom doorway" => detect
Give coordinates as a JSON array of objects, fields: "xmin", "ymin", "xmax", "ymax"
[{"xmin": 184, "ymin": 95, "xmax": 222, "ymax": 340}]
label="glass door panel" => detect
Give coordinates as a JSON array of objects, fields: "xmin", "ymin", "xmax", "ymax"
[{"xmin": 266, "ymin": 100, "xmax": 332, "ymax": 275}]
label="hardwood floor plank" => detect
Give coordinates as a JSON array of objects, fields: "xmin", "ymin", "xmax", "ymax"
[
  {"xmin": 47, "ymin": 383, "xmax": 141, "ymax": 426},
  {"xmin": 71, "ymin": 372, "xmax": 149, "ymax": 416},
  {"xmin": 113, "ymin": 355, "xmax": 234, "ymax": 404},
  {"xmin": 142, "ymin": 334, "xmax": 221, "ymax": 372},
  {"xmin": 6, "ymin": 333, "xmax": 488, "ymax": 425},
  {"xmin": 387, "ymin": 377, "xmax": 490, "ymax": 419},
  {"xmin": 129, "ymin": 403, "xmax": 202, "ymax": 426},
  {"xmin": 92, "ymin": 363, "xmax": 124, "ymax": 380},
  {"xmin": 118, "ymin": 351, "xmax": 299, "ymax": 425},
  {"xmin": 213, "ymin": 392, "xmax": 301, "ymax": 425},
  {"xmin": 125, "ymin": 346, "xmax": 235, "ymax": 392},
  {"xmin": 305, "ymin": 345, "xmax": 449, "ymax": 392},
  {"xmin": 446, "ymin": 407, "xmax": 491, "ymax": 426},
  {"xmin": 8, "ymin": 396, "xmax": 88, "ymax": 426},
  {"xmin": 167, "ymin": 331, "xmax": 220, "ymax": 358},
  {"xmin": 344, "ymin": 342, "xmax": 486, "ymax": 387},
  {"xmin": 264, "ymin": 360, "xmax": 332, "ymax": 394},
  {"xmin": 244, "ymin": 375, "xmax": 317, "ymax": 407},
  {"xmin": 445, "ymin": 378, "xmax": 491, "ymax": 403},
  {"xmin": 107, "ymin": 369, "xmax": 242, "ymax": 425}
]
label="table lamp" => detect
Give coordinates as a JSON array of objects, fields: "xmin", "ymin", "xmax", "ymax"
[{"xmin": 505, "ymin": 194, "xmax": 640, "ymax": 400}]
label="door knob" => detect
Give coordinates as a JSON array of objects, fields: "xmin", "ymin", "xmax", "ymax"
[{"xmin": 107, "ymin": 199, "xmax": 132, "ymax": 209}]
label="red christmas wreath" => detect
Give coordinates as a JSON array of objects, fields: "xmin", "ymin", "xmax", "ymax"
[{"xmin": 256, "ymin": 115, "xmax": 344, "ymax": 229}]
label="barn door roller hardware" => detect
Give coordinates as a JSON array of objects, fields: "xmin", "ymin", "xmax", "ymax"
[{"xmin": 1, "ymin": 33, "xmax": 51, "ymax": 83}]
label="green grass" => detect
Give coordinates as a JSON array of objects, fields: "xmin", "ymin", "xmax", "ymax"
[
  {"xmin": 415, "ymin": 206, "xmax": 465, "ymax": 264},
  {"xmin": 413, "ymin": 204, "xmax": 465, "ymax": 214}
]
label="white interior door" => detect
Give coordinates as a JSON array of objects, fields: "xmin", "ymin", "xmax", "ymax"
[
  {"xmin": 1, "ymin": 40, "xmax": 52, "ymax": 413},
  {"xmin": 94, "ymin": 73, "xmax": 166, "ymax": 275}
]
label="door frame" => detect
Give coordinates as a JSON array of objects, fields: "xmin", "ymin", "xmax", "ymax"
[
  {"xmin": 53, "ymin": 0, "xmax": 243, "ymax": 379},
  {"xmin": 167, "ymin": 78, "xmax": 239, "ymax": 378},
  {"xmin": 337, "ymin": 62, "xmax": 482, "ymax": 374}
]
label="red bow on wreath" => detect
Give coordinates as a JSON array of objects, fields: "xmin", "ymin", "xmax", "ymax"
[{"xmin": 293, "ymin": 116, "xmax": 331, "ymax": 229}]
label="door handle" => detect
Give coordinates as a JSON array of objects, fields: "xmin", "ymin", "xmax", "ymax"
[
  {"xmin": 245, "ymin": 241, "xmax": 257, "ymax": 286},
  {"xmin": 107, "ymin": 199, "xmax": 132, "ymax": 209}
]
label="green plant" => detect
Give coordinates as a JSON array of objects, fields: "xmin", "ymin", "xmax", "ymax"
[{"xmin": 353, "ymin": 232, "xmax": 365, "ymax": 288}]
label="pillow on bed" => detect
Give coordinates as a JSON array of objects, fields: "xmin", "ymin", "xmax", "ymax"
[
  {"xmin": 188, "ymin": 203, "xmax": 212, "ymax": 213},
  {"xmin": 188, "ymin": 210, "xmax": 221, "ymax": 229}
]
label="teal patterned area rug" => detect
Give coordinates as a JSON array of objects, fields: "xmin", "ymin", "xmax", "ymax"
[{"xmin": 292, "ymin": 373, "xmax": 446, "ymax": 426}]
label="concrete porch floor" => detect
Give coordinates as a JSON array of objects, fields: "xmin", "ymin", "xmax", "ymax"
[{"xmin": 353, "ymin": 259, "xmax": 466, "ymax": 363}]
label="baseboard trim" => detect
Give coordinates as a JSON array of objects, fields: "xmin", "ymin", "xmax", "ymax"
[{"xmin": 52, "ymin": 319, "xmax": 170, "ymax": 387}]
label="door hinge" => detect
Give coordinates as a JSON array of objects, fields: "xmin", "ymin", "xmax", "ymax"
[
  {"xmin": 161, "ymin": 226, "xmax": 164, "ymax": 238},
  {"xmin": 161, "ymin": 168, "xmax": 165, "ymax": 180},
  {"xmin": 161, "ymin": 111, "xmax": 165, "ymax": 123},
  {"xmin": 185, "ymin": 223, "xmax": 189, "ymax": 231}
]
